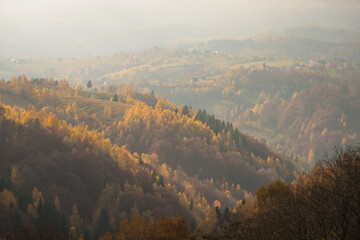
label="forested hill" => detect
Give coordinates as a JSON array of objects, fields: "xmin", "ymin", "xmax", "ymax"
[
  {"xmin": 0, "ymin": 76, "xmax": 296, "ymax": 192},
  {"xmin": 0, "ymin": 76, "xmax": 295, "ymax": 238},
  {"xmin": 0, "ymin": 102, "xmax": 199, "ymax": 239}
]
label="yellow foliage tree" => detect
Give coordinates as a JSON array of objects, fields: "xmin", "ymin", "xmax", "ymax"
[{"xmin": 0, "ymin": 189, "xmax": 18, "ymax": 209}]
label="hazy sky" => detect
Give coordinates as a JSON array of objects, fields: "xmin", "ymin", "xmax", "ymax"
[{"xmin": 1, "ymin": 0, "xmax": 360, "ymax": 57}]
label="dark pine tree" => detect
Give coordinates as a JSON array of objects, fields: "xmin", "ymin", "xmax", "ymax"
[
  {"xmin": 87, "ymin": 80, "xmax": 93, "ymax": 89},
  {"xmin": 94, "ymin": 208, "xmax": 112, "ymax": 239},
  {"xmin": 112, "ymin": 94, "xmax": 118, "ymax": 102}
]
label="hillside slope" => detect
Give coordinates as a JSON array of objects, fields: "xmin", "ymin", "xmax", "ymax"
[{"xmin": 0, "ymin": 76, "xmax": 296, "ymax": 238}]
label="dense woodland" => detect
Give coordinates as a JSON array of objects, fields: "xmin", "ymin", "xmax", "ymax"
[
  {"xmin": 230, "ymin": 68, "xmax": 360, "ymax": 171},
  {"xmin": 101, "ymin": 146, "xmax": 360, "ymax": 240},
  {"xmin": 0, "ymin": 77, "xmax": 298, "ymax": 239},
  {"xmin": 1, "ymin": 96, "xmax": 358, "ymax": 239},
  {"xmin": 0, "ymin": 25, "xmax": 359, "ymax": 239},
  {"xmin": 3, "ymin": 26, "xmax": 358, "ymax": 174}
]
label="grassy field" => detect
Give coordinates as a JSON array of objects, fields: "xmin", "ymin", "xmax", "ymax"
[
  {"xmin": 0, "ymin": 91, "xmax": 131, "ymax": 120},
  {"xmin": 61, "ymin": 96, "xmax": 131, "ymax": 119},
  {"xmin": 0, "ymin": 91, "xmax": 35, "ymax": 109},
  {"xmin": 231, "ymin": 60, "xmax": 297, "ymax": 69}
]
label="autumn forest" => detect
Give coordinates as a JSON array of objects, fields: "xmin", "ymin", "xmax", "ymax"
[{"xmin": 1, "ymin": 1, "xmax": 360, "ymax": 239}]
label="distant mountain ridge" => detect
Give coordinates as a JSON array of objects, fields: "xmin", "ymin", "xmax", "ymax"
[
  {"xmin": 206, "ymin": 25, "xmax": 360, "ymax": 63},
  {"xmin": 281, "ymin": 25, "xmax": 360, "ymax": 43}
]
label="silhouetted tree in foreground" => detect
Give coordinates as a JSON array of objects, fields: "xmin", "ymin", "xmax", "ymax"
[{"xmin": 217, "ymin": 146, "xmax": 360, "ymax": 240}]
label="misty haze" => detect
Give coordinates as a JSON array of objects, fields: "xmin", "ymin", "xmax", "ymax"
[
  {"xmin": 1, "ymin": 0, "xmax": 360, "ymax": 56},
  {"xmin": 0, "ymin": 0, "xmax": 360, "ymax": 239}
]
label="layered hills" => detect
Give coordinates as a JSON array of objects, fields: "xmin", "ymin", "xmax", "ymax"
[{"xmin": 0, "ymin": 76, "xmax": 294, "ymax": 238}]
